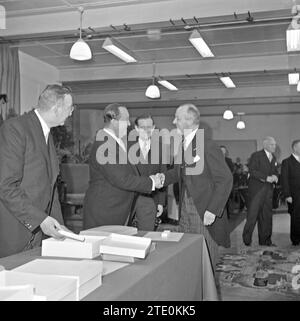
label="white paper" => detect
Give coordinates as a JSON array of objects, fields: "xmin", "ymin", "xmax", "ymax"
[
  {"xmin": 143, "ymin": 231, "xmax": 184, "ymax": 242},
  {"xmin": 80, "ymin": 225, "xmax": 137, "ymax": 236}
]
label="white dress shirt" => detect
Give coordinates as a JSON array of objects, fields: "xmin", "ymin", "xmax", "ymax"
[
  {"xmin": 292, "ymin": 153, "xmax": 300, "ymax": 163},
  {"xmin": 184, "ymin": 127, "xmax": 198, "ymax": 150},
  {"xmin": 103, "ymin": 128, "xmax": 126, "ymax": 152},
  {"xmin": 264, "ymin": 149, "xmax": 273, "ymax": 162},
  {"xmin": 139, "ymin": 137, "xmax": 151, "ymax": 158},
  {"xmin": 34, "ymin": 109, "xmax": 50, "ymax": 143}
]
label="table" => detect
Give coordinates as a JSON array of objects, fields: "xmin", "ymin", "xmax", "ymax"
[{"xmin": 0, "ymin": 233, "xmax": 218, "ymax": 301}]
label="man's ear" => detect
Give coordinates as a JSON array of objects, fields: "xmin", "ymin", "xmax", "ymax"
[{"xmin": 135, "ymin": 125, "xmax": 139, "ymax": 132}]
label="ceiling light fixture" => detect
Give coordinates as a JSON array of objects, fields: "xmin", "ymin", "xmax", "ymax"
[
  {"xmin": 223, "ymin": 108, "xmax": 234, "ymax": 120},
  {"xmin": 189, "ymin": 29, "xmax": 214, "ymax": 58},
  {"xmin": 236, "ymin": 112, "xmax": 246, "ymax": 130},
  {"xmin": 145, "ymin": 63, "xmax": 160, "ymax": 99},
  {"xmin": 220, "ymin": 76, "xmax": 236, "ymax": 88},
  {"xmin": 70, "ymin": 7, "xmax": 92, "ymax": 61},
  {"xmin": 157, "ymin": 77, "xmax": 178, "ymax": 91},
  {"xmin": 102, "ymin": 37, "xmax": 137, "ymax": 63},
  {"xmin": 297, "ymin": 81, "xmax": 300, "ymax": 91},
  {"xmin": 287, "ymin": 5, "xmax": 300, "ymax": 52},
  {"xmin": 289, "ymin": 72, "xmax": 299, "ymax": 85}
]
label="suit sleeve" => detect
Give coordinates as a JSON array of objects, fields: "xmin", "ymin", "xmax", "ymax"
[
  {"xmin": 0, "ymin": 122, "xmax": 47, "ymax": 232},
  {"xmin": 248, "ymin": 152, "xmax": 268, "ymax": 182},
  {"xmin": 281, "ymin": 159, "xmax": 291, "ymax": 198},
  {"xmin": 206, "ymin": 141, "xmax": 233, "ymax": 217}
]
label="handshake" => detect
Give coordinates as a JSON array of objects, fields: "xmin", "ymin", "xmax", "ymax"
[
  {"xmin": 150, "ymin": 173, "xmax": 165, "ymax": 189},
  {"xmin": 266, "ymin": 175, "xmax": 278, "ymax": 184}
]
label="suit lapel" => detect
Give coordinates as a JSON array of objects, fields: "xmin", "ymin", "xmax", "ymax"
[{"xmin": 48, "ymin": 133, "xmax": 59, "ymax": 185}]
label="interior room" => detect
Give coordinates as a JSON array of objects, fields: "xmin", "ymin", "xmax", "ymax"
[{"xmin": 0, "ymin": 0, "xmax": 300, "ymax": 302}]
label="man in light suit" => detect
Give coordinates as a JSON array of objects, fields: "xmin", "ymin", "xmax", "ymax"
[
  {"xmin": 0, "ymin": 84, "xmax": 74, "ymax": 258},
  {"xmin": 83, "ymin": 104, "xmax": 163, "ymax": 229},
  {"xmin": 162, "ymin": 104, "xmax": 233, "ymax": 269},
  {"xmin": 281, "ymin": 139, "xmax": 300, "ymax": 246},
  {"xmin": 129, "ymin": 115, "xmax": 167, "ymax": 231},
  {"xmin": 242, "ymin": 136, "xmax": 279, "ymax": 247}
]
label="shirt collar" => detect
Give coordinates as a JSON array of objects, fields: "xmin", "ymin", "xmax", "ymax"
[
  {"xmin": 264, "ymin": 149, "xmax": 271, "ymax": 158},
  {"xmin": 34, "ymin": 109, "xmax": 50, "ymax": 143},
  {"xmin": 292, "ymin": 153, "xmax": 300, "ymax": 162},
  {"xmin": 103, "ymin": 127, "xmax": 126, "ymax": 152},
  {"xmin": 184, "ymin": 127, "xmax": 198, "ymax": 150}
]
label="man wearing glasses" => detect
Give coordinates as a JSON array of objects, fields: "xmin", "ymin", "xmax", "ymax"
[{"xmin": 0, "ymin": 84, "xmax": 73, "ymax": 257}]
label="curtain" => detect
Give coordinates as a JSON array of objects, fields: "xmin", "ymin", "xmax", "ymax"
[{"xmin": 0, "ymin": 44, "xmax": 20, "ymax": 119}]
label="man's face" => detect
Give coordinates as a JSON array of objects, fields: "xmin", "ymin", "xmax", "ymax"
[
  {"xmin": 115, "ymin": 107, "xmax": 130, "ymax": 138},
  {"xmin": 55, "ymin": 94, "xmax": 74, "ymax": 126},
  {"xmin": 265, "ymin": 139, "xmax": 276, "ymax": 154},
  {"xmin": 135, "ymin": 117, "xmax": 154, "ymax": 140},
  {"xmin": 294, "ymin": 142, "xmax": 300, "ymax": 156},
  {"xmin": 173, "ymin": 107, "xmax": 188, "ymax": 134}
]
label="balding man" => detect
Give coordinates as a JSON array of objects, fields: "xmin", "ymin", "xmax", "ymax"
[
  {"xmin": 83, "ymin": 103, "xmax": 162, "ymax": 229},
  {"xmin": 0, "ymin": 84, "xmax": 74, "ymax": 257},
  {"xmin": 242, "ymin": 136, "xmax": 279, "ymax": 247},
  {"xmin": 163, "ymin": 104, "xmax": 233, "ymax": 270}
]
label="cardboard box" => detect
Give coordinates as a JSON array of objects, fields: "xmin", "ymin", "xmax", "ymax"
[
  {"xmin": 80, "ymin": 225, "xmax": 138, "ymax": 237},
  {"xmin": 99, "ymin": 233, "xmax": 152, "ymax": 259},
  {"xmin": 14, "ymin": 259, "xmax": 103, "ymax": 300},
  {"xmin": 0, "ymin": 270, "xmax": 77, "ymax": 301},
  {"xmin": 41, "ymin": 235, "xmax": 103, "ymax": 259}
]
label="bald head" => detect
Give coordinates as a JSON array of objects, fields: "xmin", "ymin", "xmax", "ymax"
[{"xmin": 263, "ymin": 136, "xmax": 276, "ymax": 154}]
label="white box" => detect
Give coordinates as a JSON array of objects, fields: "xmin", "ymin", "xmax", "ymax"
[
  {"xmin": 99, "ymin": 233, "xmax": 152, "ymax": 259},
  {"xmin": 14, "ymin": 259, "xmax": 102, "ymax": 300},
  {"xmin": 42, "ymin": 235, "xmax": 103, "ymax": 259},
  {"xmin": 80, "ymin": 225, "xmax": 138, "ymax": 237},
  {"xmin": 0, "ymin": 284, "xmax": 35, "ymax": 301},
  {"xmin": 0, "ymin": 271, "xmax": 77, "ymax": 301}
]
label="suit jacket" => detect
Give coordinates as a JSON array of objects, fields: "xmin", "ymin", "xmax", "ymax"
[
  {"xmin": 164, "ymin": 131, "xmax": 233, "ymax": 246},
  {"xmin": 83, "ymin": 131, "xmax": 153, "ymax": 229},
  {"xmin": 281, "ymin": 155, "xmax": 300, "ymax": 213},
  {"xmin": 0, "ymin": 110, "xmax": 62, "ymax": 257},
  {"xmin": 128, "ymin": 134, "xmax": 167, "ymax": 206},
  {"xmin": 247, "ymin": 149, "xmax": 278, "ymax": 198}
]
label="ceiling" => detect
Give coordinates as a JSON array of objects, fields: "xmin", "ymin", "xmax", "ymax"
[{"xmin": 1, "ymin": 0, "xmax": 300, "ymax": 111}]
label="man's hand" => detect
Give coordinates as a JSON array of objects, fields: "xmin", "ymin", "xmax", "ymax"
[
  {"xmin": 203, "ymin": 210, "xmax": 216, "ymax": 226},
  {"xmin": 271, "ymin": 175, "xmax": 278, "ymax": 184},
  {"xmin": 266, "ymin": 176, "xmax": 274, "ymax": 183},
  {"xmin": 286, "ymin": 197, "xmax": 293, "ymax": 204},
  {"xmin": 40, "ymin": 216, "xmax": 65, "ymax": 239},
  {"xmin": 157, "ymin": 204, "xmax": 164, "ymax": 217},
  {"xmin": 150, "ymin": 173, "xmax": 165, "ymax": 189}
]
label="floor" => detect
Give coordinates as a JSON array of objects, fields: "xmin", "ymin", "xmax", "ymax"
[{"xmin": 216, "ymin": 206, "xmax": 300, "ymax": 301}]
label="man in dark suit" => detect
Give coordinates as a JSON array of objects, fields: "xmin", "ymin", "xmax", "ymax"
[
  {"xmin": 129, "ymin": 115, "xmax": 167, "ymax": 231},
  {"xmin": 242, "ymin": 136, "xmax": 279, "ymax": 247},
  {"xmin": 162, "ymin": 104, "xmax": 233, "ymax": 269},
  {"xmin": 0, "ymin": 84, "xmax": 74, "ymax": 258},
  {"xmin": 220, "ymin": 145, "xmax": 235, "ymax": 173},
  {"xmin": 281, "ymin": 139, "xmax": 300, "ymax": 245},
  {"xmin": 83, "ymin": 104, "xmax": 163, "ymax": 229}
]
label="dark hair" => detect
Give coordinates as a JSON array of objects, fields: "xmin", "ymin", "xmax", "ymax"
[
  {"xmin": 103, "ymin": 103, "xmax": 124, "ymax": 123},
  {"xmin": 134, "ymin": 114, "xmax": 154, "ymax": 127},
  {"xmin": 38, "ymin": 84, "xmax": 72, "ymax": 110},
  {"xmin": 292, "ymin": 139, "xmax": 300, "ymax": 150}
]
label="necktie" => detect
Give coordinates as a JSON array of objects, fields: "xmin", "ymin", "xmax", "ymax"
[
  {"xmin": 268, "ymin": 153, "xmax": 273, "ymax": 162},
  {"xmin": 141, "ymin": 140, "xmax": 149, "ymax": 158},
  {"xmin": 178, "ymin": 135, "xmax": 185, "ymax": 221}
]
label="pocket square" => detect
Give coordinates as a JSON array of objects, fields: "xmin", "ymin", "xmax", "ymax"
[{"xmin": 193, "ymin": 155, "xmax": 201, "ymax": 163}]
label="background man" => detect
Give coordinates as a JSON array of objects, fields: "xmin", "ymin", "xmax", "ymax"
[
  {"xmin": 163, "ymin": 103, "xmax": 233, "ymax": 269},
  {"xmin": 83, "ymin": 103, "xmax": 163, "ymax": 229},
  {"xmin": 281, "ymin": 139, "xmax": 300, "ymax": 246},
  {"xmin": 0, "ymin": 84, "xmax": 73, "ymax": 257},
  {"xmin": 130, "ymin": 115, "xmax": 167, "ymax": 231},
  {"xmin": 242, "ymin": 136, "xmax": 278, "ymax": 247}
]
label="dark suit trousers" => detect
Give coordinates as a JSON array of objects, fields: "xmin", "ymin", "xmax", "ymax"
[
  {"xmin": 134, "ymin": 195, "xmax": 156, "ymax": 231},
  {"xmin": 290, "ymin": 196, "xmax": 300, "ymax": 244},
  {"xmin": 243, "ymin": 185, "xmax": 273, "ymax": 245}
]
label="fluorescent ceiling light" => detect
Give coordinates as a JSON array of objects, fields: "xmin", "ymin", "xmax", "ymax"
[
  {"xmin": 287, "ymin": 11, "xmax": 300, "ymax": 52},
  {"xmin": 189, "ymin": 30, "xmax": 214, "ymax": 58},
  {"xmin": 157, "ymin": 77, "xmax": 178, "ymax": 91},
  {"xmin": 288, "ymin": 73, "xmax": 299, "ymax": 85},
  {"xmin": 223, "ymin": 109, "xmax": 234, "ymax": 120},
  {"xmin": 297, "ymin": 81, "xmax": 300, "ymax": 91},
  {"xmin": 102, "ymin": 37, "xmax": 137, "ymax": 63},
  {"xmin": 236, "ymin": 120, "xmax": 245, "ymax": 130},
  {"xmin": 220, "ymin": 76, "xmax": 236, "ymax": 88}
]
